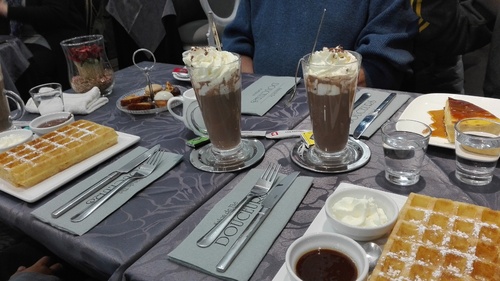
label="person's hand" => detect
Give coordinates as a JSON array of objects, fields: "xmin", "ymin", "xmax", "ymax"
[
  {"xmin": 12, "ymin": 256, "xmax": 62, "ymax": 276},
  {"xmin": 0, "ymin": 0, "xmax": 8, "ymax": 17},
  {"xmin": 241, "ymin": 55, "xmax": 254, "ymax": 74},
  {"xmin": 357, "ymin": 68, "xmax": 367, "ymax": 87}
]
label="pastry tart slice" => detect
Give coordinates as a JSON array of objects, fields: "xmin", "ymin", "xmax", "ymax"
[{"xmin": 444, "ymin": 97, "xmax": 500, "ymax": 143}]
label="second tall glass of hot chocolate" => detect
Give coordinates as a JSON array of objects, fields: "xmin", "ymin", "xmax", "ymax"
[{"xmin": 301, "ymin": 47, "xmax": 362, "ymax": 167}]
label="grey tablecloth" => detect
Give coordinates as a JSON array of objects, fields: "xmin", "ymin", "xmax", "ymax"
[
  {"xmin": 122, "ymin": 89, "xmax": 500, "ymax": 281},
  {"xmin": 0, "ymin": 62, "xmax": 310, "ymax": 280}
]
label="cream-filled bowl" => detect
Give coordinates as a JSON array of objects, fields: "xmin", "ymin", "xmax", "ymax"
[
  {"xmin": 325, "ymin": 188, "xmax": 399, "ymax": 241},
  {"xmin": 285, "ymin": 232, "xmax": 369, "ymax": 281},
  {"xmin": 29, "ymin": 112, "xmax": 74, "ymax": 136},
  {"xmin": 0, "ymin": 129, "xmax": 33, "ymax": 152}
]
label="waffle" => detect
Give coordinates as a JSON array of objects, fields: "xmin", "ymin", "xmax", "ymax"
[
  {"xmin": 0, "ymin": 120, "xmax": 118, "ymax": 187},
  {"xmin": 369, "ymin": 193, "xmax": 500, "ymax": 281}
]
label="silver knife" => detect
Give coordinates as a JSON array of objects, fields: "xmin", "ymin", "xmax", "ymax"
[
  {"xmin": 352, "ymin": 92, "xmax": 397, "ymax": 139},
  {"xmin": 216, "ymin": 172, "xmax": 300, "ymax": 272},
  {"xmin": 352, "ymin": 92, "xmax": 371, "ymax": 110},
  {"xmin": 51, "ymin": 144, "xmax": 161, "ymax": 218}
]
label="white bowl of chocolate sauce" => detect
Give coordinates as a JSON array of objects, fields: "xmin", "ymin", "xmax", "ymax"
[
  {"xmin": 29, "ymin": 112, "xmax": 74, "ymax": 136},
  {"xmin": 285, "ymin": 232, "xmax": 369, "ymax": 281}
]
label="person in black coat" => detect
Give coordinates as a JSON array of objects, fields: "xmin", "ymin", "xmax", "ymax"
[
  {"xmin": 0, "ymin": 0, "xmax": 86, "ymax": 100},
  {"xmin": 404, "ymin": 0, "xmax": 496, "ymax": 95}
]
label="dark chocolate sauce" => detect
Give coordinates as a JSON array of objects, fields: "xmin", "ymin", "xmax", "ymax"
[
  {"xmin": 38, "ymin": 118, "xmax": 69, "ymax": 128},
  {"xmin": 296, "ymin": 248, "xmax": 357, "ymax": 281}
]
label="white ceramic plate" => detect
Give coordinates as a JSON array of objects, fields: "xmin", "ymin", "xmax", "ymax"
[
  {"xmin": 398, "ymin": 93, "xmax": 500, "ymax": 149},
  {"xmin": 172, "ymin": 72, "xmax": 191, "ymax": 82},
  {"xmin": 0, "ymin": 132, "xmax": 140, "ymax": 202},
  {"xmin": 116, "ymin": 85, "xmax": 187, "ymax": 115},
  {"xmin": 272, "ymin": 183, "xmax": 407, "ymax": 281}
]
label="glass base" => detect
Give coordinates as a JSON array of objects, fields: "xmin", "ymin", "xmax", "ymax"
[
  {"xmin": 455, "ymin": 170, "xmax": 493, "ymax": 186},
  {"xmin": 190, "ymin": 139, "xmax": 265, "ymax": 172},
  {"xmin": 385, "ymin": 171, "xmax": 420, "ymax": 186},
  {"xmin": 291, "ymin": 137, "xmax": 370, "ymax": 173}
]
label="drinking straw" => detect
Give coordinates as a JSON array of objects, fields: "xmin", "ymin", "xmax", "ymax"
[{"xmin": 209, "ymin": 12, "xmax": 222, "ymax": 51}]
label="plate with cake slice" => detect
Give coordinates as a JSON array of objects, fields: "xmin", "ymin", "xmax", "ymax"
[
  {"xmin": 116, "ymin": 83, "xmax": 186, "ymax": 115},
  {"xmin": 398, "ymin": 94, "xmax": 500, "ymax": 149}
]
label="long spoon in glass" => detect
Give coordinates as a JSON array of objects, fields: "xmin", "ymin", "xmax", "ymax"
[{"xmin": 288, "ymin": 8, "xmax": 326, "ymax": 104}]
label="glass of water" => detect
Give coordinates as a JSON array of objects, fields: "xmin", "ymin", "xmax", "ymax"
[
  {"xmin": 454, "ymin": 118, "xmax": 500, "ymax": 185},
  {"xmin": 381, "ymin": 119, "xmax": 432, "ymax": 186},
  {"xmin": 29, "ymin": 83, "xmax": 64, "ymax": 115}
]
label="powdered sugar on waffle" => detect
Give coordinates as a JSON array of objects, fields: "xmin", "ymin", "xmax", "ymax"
[{"xmin": 370, "ymin": 193, "xmax": 500, "ymax": 281}]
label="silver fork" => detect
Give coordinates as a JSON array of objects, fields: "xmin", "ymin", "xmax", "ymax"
[
  {"xmin": 197, "ymin": 163, "xmax": 280, "ymax": 248},
  {"xmin": 71, "ymin": 150, "xmax": 165, "ymax": 222}
]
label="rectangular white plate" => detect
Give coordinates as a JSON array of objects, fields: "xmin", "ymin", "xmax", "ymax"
[
  {"xmin": 0, "ymin": 132, "xmax": 140, "ymax": 203},
  {"xmin": 398, "ymin": 93, "xmax": 500, "ymax": 149},
  {"xmin": 272, "ymin": 183, "xmax": 407, "ymax": 281}
]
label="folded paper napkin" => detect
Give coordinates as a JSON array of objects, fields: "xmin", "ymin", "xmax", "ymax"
[
  {"xmin": 349, "ymin": 89, "xmax": 411, "ymax": 139},
  {"xmin": 26, "ymin": 87, "xmax": 108, "ymax": 115},
  {"xmin": 168, "ymin": 169, "xmax": 313, "ymax": 281},
  {"xmin": 32, "ymin": 147, "xmax": 183, "ymax": 235},
  {"xmin": 241, "ymin": 76, "xmax": 298, "ymax": 116}
]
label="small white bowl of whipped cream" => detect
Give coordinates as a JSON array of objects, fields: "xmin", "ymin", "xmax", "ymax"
[
  {"xmin": 325, "ymin": 188, "xmax": 399, "ymax": 241},
  {"xmin": 0, "ymin": 129, "xmax": 34, "ymax": 153}
]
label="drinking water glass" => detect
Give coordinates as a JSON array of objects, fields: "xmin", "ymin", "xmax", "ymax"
[
  {"xmin": 454, "ymin": 118, "xmax": 500, "ymax": 186},
  {"xmin": 381, "ymin": 119, "xmax": 431, "ymax": 186}
]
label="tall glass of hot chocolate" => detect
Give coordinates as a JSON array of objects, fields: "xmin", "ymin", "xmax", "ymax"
[
  {"xmin": 184, "ymin": 47, "xmax": 260, "ymax": 171},
  {"xmin": 302, "ymin": 47, "xmax": 361, "ymax": 165},
  {"xmin": 0, "ymin": 67, "xmax": 25, "ymax": 132}
]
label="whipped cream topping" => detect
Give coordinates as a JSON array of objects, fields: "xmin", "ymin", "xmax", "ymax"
[
  {"xmin": 182, "ymin": 47, "xmax": 240, "ymax": 96},
  {"xmin": 308, "ymin": 46, "xmax": 359, "ymax": 78},
  {"xmin": 331, "ymin": 196, "xmax": 388, "ymax": 227}
]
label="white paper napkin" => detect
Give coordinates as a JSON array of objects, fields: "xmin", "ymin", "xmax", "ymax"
[
  {"xmin": 168, "ymin": 170, "xmax": 313, "ymax": 281},
  {"xmin": 26, "ymin": 87, "xmax": 108, "ymax": 115},
  {"xmin": 241, "ymin": 76, "xmax": 298, "ymax": 116}
]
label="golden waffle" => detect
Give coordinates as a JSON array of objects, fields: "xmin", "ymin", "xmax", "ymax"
[
  {"xmin": 369, "ymin": 193, "xmax": 500, "ymax": 281},
  {"xmin": 0, "ymin": 120, "xmax": 118, "ymax": 188}
]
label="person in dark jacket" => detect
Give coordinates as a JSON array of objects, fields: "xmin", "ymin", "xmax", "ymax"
[
  {"xmin": 0, "ymin": 0, "xmax": 86, "ymax": 100},
  {"xmin": 406, "ymin": 0, "xmax": 496, "ymax": 94},
  {"xmin": 483, "ymin": 6, "xmax": 500, "ymax": 98}
]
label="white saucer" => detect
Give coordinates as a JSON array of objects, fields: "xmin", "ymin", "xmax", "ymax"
[{"xmin": 172, "ymin": 72, "xmax": 191, "ymax": 82}]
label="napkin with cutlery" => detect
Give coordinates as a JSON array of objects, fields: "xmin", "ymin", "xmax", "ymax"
[
  {"xmin": 26, "ymin": 86, "xmax": 109, "ymax": 115},
  {"xmin": 349, "ymin": 89, "xmax": 410, "ymax": 139},
  {"xmin": 32, "ymin": 147, "xmax": 183, "ymax": 235},
  {"xmin": 168, "ymin": 169, "xmax": 313, "ymax": 281},
  {"xmin": 241, "ymin": 76, "xmax": 298, "ymax": 116}
]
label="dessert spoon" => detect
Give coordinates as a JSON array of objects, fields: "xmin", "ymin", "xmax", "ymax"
[{"xmin": 363, "ymin": 242, "xmax": 382, "ymax": 272}]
